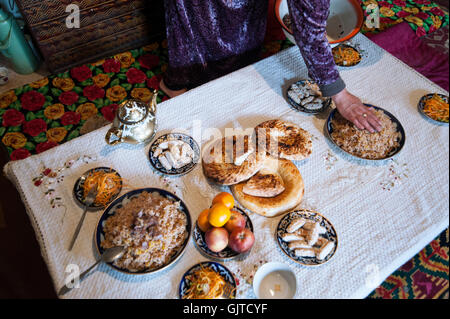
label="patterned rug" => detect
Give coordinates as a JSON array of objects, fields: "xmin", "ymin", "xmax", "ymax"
[
  {"xmin": 0, "ymin": 1, "xmax": 448, "ymax": 299},
  {"xmin": 358, "ymin": 0, "xmax": 449, "ymax": 36},
  {"xmin": 0, "ymin": 43, "xmax": 170, "ymax": 160}
]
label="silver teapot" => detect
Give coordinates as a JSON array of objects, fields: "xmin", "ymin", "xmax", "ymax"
[{"xmin": 105, "ymin": 93, "xmax": 158, "ymax": 146}]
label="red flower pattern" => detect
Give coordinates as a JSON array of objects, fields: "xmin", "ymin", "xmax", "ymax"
[
  {"xmin": 415, "ymin": 12, "xmax": 429, "ymax": 20},
  {"xmin": 147, "ymin": 75, "xmax": 160, "ymax": 90},
  {"xmin": 103, "ymin": 59, "xmax": 121, "ymax": 73},
  {"xmin": 83, "ymin": 85, "xmax": 105, "ymax": 101},
  {"xmin": 21, "ymin": 91, "xmax": 45, "ymax": 111},
  {"xmin": 430, "ymin": 7, "xmax": 445, "ymax": 17},
  {"xmin": 396, "ymin": 11, "xmax": 412, "ymax": 18},
  {"xmin": 70, "ymin": 65, "xmax": 92, "ymax": 82},
  {"xmin": 416, "ymin": 26, "xmax": 426, "ymax": 37},
  {"xmin": 23, "ymin": 119, "xmax": 47, "ymax": 137},
  {"xmin": 35, "ymin": 141, "xmax": 58, "ymax": 154},
  {"xmin": 60, "ymin": 111, "xmax": 81, "ymax": 126},
  {"xmin": 378, "ymin": 1, "xmax": 394, "ymax": 8},
  {"xmin": 126, "ymin": 68, "xmax": 147, "ymax": 84},
  {"xmin": 100, "ymin": 104, "xmax": 119, "ymax": 122},
  {"xmin": 2, "ymin": 109, "xmax": 25, "ymax": 127},
  {"xmin": 10, "ymin": 148, "xmax": 31, "ymax": 161},
  {"xmin": 59, "ymin": 91, "xmax": 79, "ymax": 105}
]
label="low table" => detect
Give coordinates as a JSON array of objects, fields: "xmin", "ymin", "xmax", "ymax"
[{"xmin": 3, "ymin": 34, "xmax": 449, "ymax": 299}]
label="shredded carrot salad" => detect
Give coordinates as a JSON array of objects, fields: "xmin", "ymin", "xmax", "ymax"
[
  {"xmin": 183, "ymin": 265, "xmax": 233, "ymax": 299},
  {"xmin": 83, "ymin": 170, "xmax": 122, "ymax": 206},
  {"xmin": 332, "ymin": 46, "xmax": 361, "ymax": 66},
  {"xmin": 423, "ymin": 94, "xmax": 449, "ymax": 123}
]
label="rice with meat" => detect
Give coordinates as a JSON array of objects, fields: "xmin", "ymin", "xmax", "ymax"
[
  {"xmin": 330, "ymin": 109, "xmax": 401, "ymax": 159},
  {"xmin": 101, "ymin": 191, "xmax": 188, "ymax": 272}
]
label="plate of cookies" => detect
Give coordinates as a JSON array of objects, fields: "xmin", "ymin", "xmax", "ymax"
[
  {"xmin": 286, "ymin": 80, "xmax": 332, "ymax": 114},
  {"xmin": 276, "ymin": 210, "xmax": 338, "ymax": 266}
]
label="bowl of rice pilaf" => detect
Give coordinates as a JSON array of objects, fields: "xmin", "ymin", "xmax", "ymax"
[
  {"xmin": 326, "ymin": 105, "xmax": 405, "ymax": 160},
  {"xmin": 96, "ymin": 188, "xmax": 192, "ymax": 275}
]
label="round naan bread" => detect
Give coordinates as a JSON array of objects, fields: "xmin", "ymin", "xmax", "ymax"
[
  {"xmin": 231, "ymin": 156, "xmax": 304, "ymax": 217},
  {"xmin": 202, "ymin": 135, "xmax": 264, "ymax": 185},
  {"xmin": 254, "ymin": 119, "xmax": 312, "ymax": 161}
]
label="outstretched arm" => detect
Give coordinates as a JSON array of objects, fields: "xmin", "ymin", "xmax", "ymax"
[{"xmin": 287, "ymin": 0, "xmax": 381, "ymax": 132}]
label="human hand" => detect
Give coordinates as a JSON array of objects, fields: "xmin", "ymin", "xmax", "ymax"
[{"xmin": 332, "ymin": 89, "xmax": 382, "ymax": 133}]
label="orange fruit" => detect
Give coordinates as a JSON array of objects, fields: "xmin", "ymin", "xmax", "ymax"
[
  {"xmin": 212, "ymin": 192, "xmax": 235, "ymax": 209},
  {"xmin": 197, "ymin": 209, "xmax": 211, "ymax": 232},
  {"xmin": 208, "ymin": 203, "xmax": 231, "ymax": 227}
]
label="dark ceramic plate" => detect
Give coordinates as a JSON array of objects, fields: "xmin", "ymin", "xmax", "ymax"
[
  {"xmin": 95, "ymin": 188, "xmax": 192, "ymax": 275},
  {"xmin": 193, "ymin": 207, "xmax": 253, "ymax": 261},
  {"xmin": 73, "ymin": 167, "xmax": 122, "ymax": 210},
  {"xmin": 418, "ymin": 93, "xmax": 449, "ymax": 125},
  {"xmin": 286, "ymin": 80, "xmax": 332, "ymax": 114},
  {"xmin": 149, "ymin": 133, "xmax": 200, "ymax": 176},
  {"xmin": 276, "ymin": 209, "xmax": 338, "ymax": 266},
  {"xmin": 179, "ymin": 261, "xmax": 237, "ymax": 299},
  {"xmin": 332, "ymin": 43, "xmax": 362, "ymax": 67},
  {"xmin": 326, "ymin": 104, "xmax": 406, "ymax": 161}
]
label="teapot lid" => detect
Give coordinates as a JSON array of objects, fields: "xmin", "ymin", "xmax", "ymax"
[{"xmin": 117, "ymin": 100, "xmax": 148, "ymax": 124}]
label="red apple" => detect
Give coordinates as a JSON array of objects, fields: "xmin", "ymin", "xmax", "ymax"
[
  {"xmin": 205, "ymin": 227, "xmax": 229, "ymax": 252},
  {"xmin": 228, "ymin": 228, "xmax": 255, "ymax": 253},
  {"xmin": 224, "ymin": 210, "xmax": 247, "ymax": 233}
]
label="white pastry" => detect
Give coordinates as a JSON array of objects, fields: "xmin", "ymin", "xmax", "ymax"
[
  {"xmin": 153, "ymin": 147, "xmax": 163, "ymax": 158},
  {"xmin": 288, "ymin": 240, "xmax": 311, "ymax": 250},
  {"xmin": 286, "ymin": 218, "xmax": 306, "ymax": 233},
  {"xmin": 294, "ymin": 248, "xmax": 315, "ymax": 258},
  {"xmin": 317, "ymin": 241, "xmax": 335, "ymax": 260},
  {"xmin": 169, "ymin": 142, "xmax": 182, "ymax": 160},
  {"xmin": 281, "ymin": 233, "xmax": 305, "ymax": 242},
  {"xmin": 306, "ymin": 229, "xmax": 320, "ymax": 246},
  {"xmin": 158, "ymin": 154, "xmax": 172, "ymax": 170}
]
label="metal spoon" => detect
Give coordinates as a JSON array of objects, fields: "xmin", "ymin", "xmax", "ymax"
[
  {"xmin": 58, "ymin": 246, "xmax": 126, "ymax": 296},
  {"xmin": 68, "ymin": 184, "xmax": 98, "ymax": 251}
]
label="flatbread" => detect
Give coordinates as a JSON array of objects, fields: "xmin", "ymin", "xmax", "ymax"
[
  {"xmin": 254, "ymin": 119, "xmax": 312, "ymax": 161},
  {"xmin": 202, "ymin": 135, "xmax": 263, "ymax": 185},
  {"xmin": 242, "ymin": 170, "xmax": 285, "ymax": 197},
  {"xmin": 231, "ymin": 156, "xmax": 304, "ymax": 217}
]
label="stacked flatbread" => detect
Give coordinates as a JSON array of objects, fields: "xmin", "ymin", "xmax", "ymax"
[{"xmin": 202, "ymin": 120, "xmax": 312, "ymax": 217}]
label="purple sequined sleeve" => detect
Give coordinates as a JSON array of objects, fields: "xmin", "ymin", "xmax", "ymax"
[{"xmin": 287, "ymin": 0, "xmax": 345, "ymax": 96}]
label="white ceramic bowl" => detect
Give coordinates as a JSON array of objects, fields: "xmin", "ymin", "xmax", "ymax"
[
  {"xmin": 253, "ymin": 262, "xmax": 297, "ymax": 299},
  {"xmin": 275, "ymin": 0, "xmax": 363, "ymax": 47}
]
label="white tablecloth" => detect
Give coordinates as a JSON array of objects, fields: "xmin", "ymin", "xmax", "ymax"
[{"xmin": 3, "ymin": 34, "xmax": 449, "ymax": 299}]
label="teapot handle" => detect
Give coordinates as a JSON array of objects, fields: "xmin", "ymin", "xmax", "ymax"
[
  {"xmin": 105, "ymin": 126, "xmax": 124, "ymax": 145},
  {"xmin": 149, "ymin": 89, "xmax": 158, "ymax": 113}
]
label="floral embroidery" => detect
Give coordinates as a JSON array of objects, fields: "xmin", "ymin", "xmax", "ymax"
[
  {"xmin": 32, "ymin": 155, "xmax": 96, "ymax": 223},
  {"xmin": 233, "ymin": 259, "xmax": 268, "ymax": 297}
]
